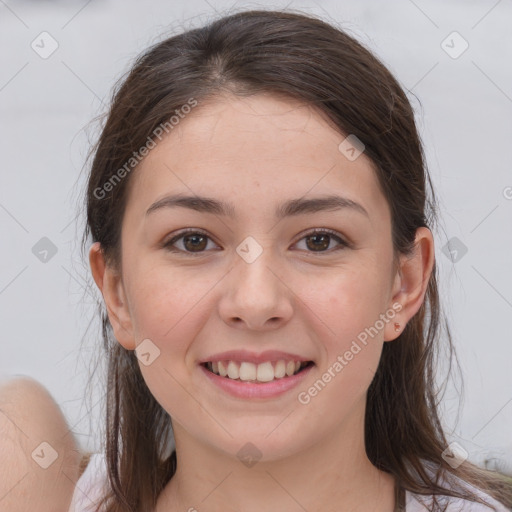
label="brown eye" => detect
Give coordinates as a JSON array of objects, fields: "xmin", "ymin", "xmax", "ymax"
[
  {"xmin": 305, "ymin": 233, "xmax": 330, "ymax": 251},
  {"xmin": 181, "ymin": 233, "xmax": 208, "ymax": 252},
  {"xmin": 295, "ymin": 229, "xmax": 348, "ymax": 253},
  {"xmin": 164, "ymin": 230, "xmax": 217, "ymax": 254},
  {"xmin": 163, "ymin": 228, "xmax": 348, "ymax": 256}
]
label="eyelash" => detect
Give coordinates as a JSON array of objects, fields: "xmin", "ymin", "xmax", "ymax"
[{"xmin": 162, "ymin": 228, "xmax": 349, "ymax": 256}]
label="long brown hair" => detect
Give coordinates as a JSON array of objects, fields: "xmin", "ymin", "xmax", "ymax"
[{"xmin": 81, "ymin": 8, "xmax": 512, "ymax": 512}]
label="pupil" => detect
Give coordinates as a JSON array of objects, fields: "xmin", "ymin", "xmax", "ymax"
[
  {"xmin": 307, "ymin": 234, "xmax": 329, "ymax": 251},
  {"xmin": 185, "ymin": 234, "xmax": 206, "ymax": 251}
]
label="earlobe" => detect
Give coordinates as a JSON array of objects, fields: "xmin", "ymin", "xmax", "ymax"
[
  {"xmin": 88, "ymin": 242, "xmax": 136, "ymax": 350},
  {"xmin": 384, "ymin": 227, "xmax": 435, "ymax": 342}
]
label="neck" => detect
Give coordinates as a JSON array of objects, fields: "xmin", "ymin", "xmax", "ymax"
[{"xmin": 156, "ymin": 406, "xmax": 396, "ymax": 512}]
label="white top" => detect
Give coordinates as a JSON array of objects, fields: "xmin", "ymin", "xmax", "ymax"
[
  {"xmin": 69, "ymin": 453, "xmax": 510, "ymax": 512},
  {"xmin": 69, "ymin": 453, "xmax": 108, "ymax": 512}
]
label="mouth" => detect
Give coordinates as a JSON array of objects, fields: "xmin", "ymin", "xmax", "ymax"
[{"xmin": 201, "ymin": 360, "xmax": 315, "ymax": 383}]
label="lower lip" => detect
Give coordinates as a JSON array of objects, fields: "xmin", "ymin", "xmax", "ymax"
[{"xmin": 199, "ymin": 363, "xmax": 314, "ymax": 399}]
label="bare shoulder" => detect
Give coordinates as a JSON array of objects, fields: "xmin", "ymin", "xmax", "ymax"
[{"xmin": 0, "ymin": 376, "xmax": 82, "ymax": 512}]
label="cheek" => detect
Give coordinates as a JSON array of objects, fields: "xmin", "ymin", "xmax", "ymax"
[
  {"xmin": 307, "ymin": 268, "xmax": 388, "ymax": 339},
  {"xmin": 124, "ymin": 262, "xmax": 214, "ymax": 345},
  {"xmin": 303, "ymin": 276, "xmax": 387, "ymax": 413},
  {"xmin": 303, "ymin": 267, "xmax": 390, "ymax": 390},
  {"xmin": 124, "ymin": 264, "xmax": 213, "ymax": 418}
]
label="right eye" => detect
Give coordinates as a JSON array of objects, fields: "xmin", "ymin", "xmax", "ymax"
[{"xmin": 163, "ymin": 229, "xmax": 219, "ymax": 255}]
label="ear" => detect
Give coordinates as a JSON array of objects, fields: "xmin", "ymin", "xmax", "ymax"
[
  {"xmin": 384, "ymin": 227, "xmax": 435, "ymax": 342},
  {"xmin": 89, "ymin": 242, "xmax": 136, "ymax": 350}
]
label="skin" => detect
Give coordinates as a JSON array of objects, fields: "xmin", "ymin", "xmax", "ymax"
[
  {"xmin": 0, "ymin": 376, "xmax": 81, "ymax": 511},
  {"xmin": 90, "ymin": 93, "xmax": 435, "ymax": 512}
]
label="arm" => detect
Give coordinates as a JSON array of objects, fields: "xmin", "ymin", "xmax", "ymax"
[{"xmin": 0, "ymin": 376, "xmax": 82, "ymax": 511}]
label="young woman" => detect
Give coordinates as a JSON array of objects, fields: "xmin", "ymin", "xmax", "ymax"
[{"xmin": 19, "ymin": 7, "xmax": 512, "ymax": 512}]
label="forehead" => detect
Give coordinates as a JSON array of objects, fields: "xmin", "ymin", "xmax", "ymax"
[{"xmin": 125, "ymin": 93, "xmax": 389, "ymax": 225}]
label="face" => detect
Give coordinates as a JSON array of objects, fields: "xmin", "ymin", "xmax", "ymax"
[{"xmin": 93, "ymin": 93, "xmax": 430, "ymax": 463}]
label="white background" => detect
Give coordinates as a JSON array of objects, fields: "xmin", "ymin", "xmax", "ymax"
[{"xmin": 0, "ymin": 0, "xmax": 511, "ymax": 472}]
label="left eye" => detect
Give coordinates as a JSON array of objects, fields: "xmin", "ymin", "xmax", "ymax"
[
  {"xmin": 294, "ymin": 229, "xmax": 348, "ymax": 252},
  {"xmin": 163, "ymin": 229, "xmax": 348, "ymax": 255}
]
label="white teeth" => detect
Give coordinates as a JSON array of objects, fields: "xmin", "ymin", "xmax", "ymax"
[
  {"xmin": 256, "ymin": 362, "xmax": 275, "ymax": 382},
  {"xmin": 285, "ymin": 361, "xmax": 295, "ymax": 376},
  {"xmin": 274, "ymin": 360, "xmax": 286, "ymax": 378},
  {"xmin": 218, "ymin": 361, "xmax": 228, "ymax": 377},
  {"xmin": 207, "ymin": 359, "xmax": 309, "ymax": 382},
  {"xmin": 239, "ymin": 362, "xmax": 257, "ymax": 381},
  {"xmin": 227, "ymin": 361, "xmax": 239, "ymax": 379}
]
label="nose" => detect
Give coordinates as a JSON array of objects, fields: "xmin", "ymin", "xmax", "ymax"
[{"xmin": 217, "ymin": 248, "xmax": 293, "ymax": 331}]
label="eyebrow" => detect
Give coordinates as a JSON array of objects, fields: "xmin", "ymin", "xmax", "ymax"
[{"xmin": 145, "ymin": 193, "xmax": 369, "ymax": 219}]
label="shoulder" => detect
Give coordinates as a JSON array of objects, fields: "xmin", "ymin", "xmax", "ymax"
[{"xmin": 68, "ymin": 452, "xmax": 109, "ymax": 512}]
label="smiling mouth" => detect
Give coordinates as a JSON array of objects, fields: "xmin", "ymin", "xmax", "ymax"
[{"xmin": 201, "ymin": 360, "xmax": 314, "ymax": 383}]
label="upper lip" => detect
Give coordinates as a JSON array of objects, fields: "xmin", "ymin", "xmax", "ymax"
[{"xmin": 199, "ymin": 350, "xmax": 313, "ymax": 365}]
